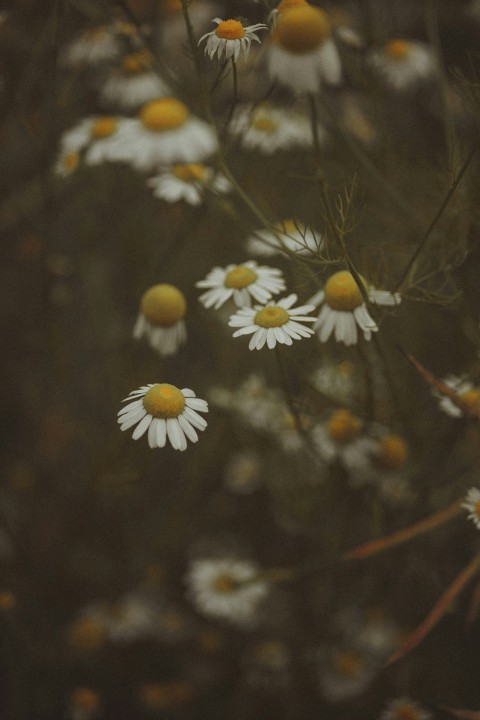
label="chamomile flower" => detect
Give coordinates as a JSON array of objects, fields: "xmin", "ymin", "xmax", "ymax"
[
  {"xmin": 185, "ymin": 557, "xmax": 269, "ymax": 627},
  {"xmin": 369, "ymin": 40, "xmax": 436, "ymax": 92},
  {"xmin": 68, "ymin": 687, "xmax": 101, "ymax": 720},
  {"xmin": 106, "ymin": 592, "xmax": 161, "ymax": 642},
  {"xmin": 230, "ymin": 104, "xmax": 317, "ymax": 154},
  {"xmin": 311, "ymin": 408, "xmax": 363, "ymax": 463},
  {"xmin": 199, "ymin": 18, "xmax": 268, "ymax": 63},
  {"xmin": 57, "ymin": 116, "xmax": 131, "ymax": 168},
  {"xmin": 133, "ymin": 283, "xmax": 187, "ymax": 356},
  {"xmin": 317, "ymin": 645, "xmax": 377, "ymax": 702},
  {"xmin": 55, "ymin": 149, "xmax": 81, "ymax": 177},
  {"xmin": 99, "ymin": 49, "xmax": 169, "ymax": 110},
  {"xmin": 196, "ymin": 261, "xmax": 285, "ymax": 310},
  {"xmin": 434, "ymin": 375, "xmax": 480, "ymax": 418},
  {"xmin": 148, "ymin": 163, "xmax": 231, "ymax": 205},
  {"xmin": 247, "ymin": 219, "xmax": 324, "ymax": 257},
  {"xmin": 224, "ymin": 450, "xmax": 263, "ymax": 494},
  {"xmin": 118, "ymin": 383, "xmax": 208, "ymax": 451},
  {"xmin": 229, "ymin": 294, "xmax": 316, "ymax": 350},
  {"xmin": 267, "ymin": 4, "xmax": 341, "ymax": 94},
  {"xmin": 60, "ymin": 23, "xmax": 128, "ymax": 67},
  {"xmin": 309, "ymin": 270, "xmax": 400, "ymax": 346},
  {"xmin": 380, "ymin": 697, "xmax": 432, "ymax": 720},
  {"xmin": 462, "ymin": 487, "xmax": 480, "ymax": 530}
]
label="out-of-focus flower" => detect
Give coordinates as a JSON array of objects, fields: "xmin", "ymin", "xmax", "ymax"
[
  {"xmin": 133, "ymin": 283, "xmax": 187, "ymax": 356},
  {"xmin": 156, "ymin": 0, "xmax": 220, "ymax": 59},
  {"xmin": 311, "ymin": 408, "xmax": 363, "ymax": 463},
  {"xmin": 310, "ymin": 360, "xmax": 356, "ymax": 403},
  {"xmin": 99, "ymin": 49, "xmax": 169, "ymax": 109},
  {"xmin": 224, "ymin": 450, "xmax": 263, "ymax": 493},
  {"xmin": 67, "ymin": 604, "xmax": 109, "ymax": 652},
  {"xmin": 210, "ymin": 374, "xmax": 284, "ymax": 430},
  {"xmin": 185, "ymin": 557, "xmax": 269, "ymax": 626},
  {"xmin": 309, "ymin": 271, "xmax": 400, "ymax": 346},
  {"xmin": 118, "ymin": 383, "xmax": 208, "ymax": 451},
  {"xmin": 246, "ymin": 219, "xmax": 324, "ymax": 257},
  {"xmin": 196, "ymin": 261, "xmax": 285, "ymax": 310},
  {"xmin": 267, "ymin": 4, "xmax": 341, "ymax": 94},
  {"xmin": 199, "ymin": 18, "xmax": 268, "ymax": 62},
  {"xmin": 317, "ymin": 645, "xmax": 377, "ymax": 702},
  {"xmin": 68, "ymin": 688, "xmax": 101, "ymax": 720},
  {"xmin": 139, "ymin": 680, "xmax": 193, "ymax": 710},
  {"xmin": 105, "ymin": 592, "xmax": 161, "ymax": 642},
  {"xmin": 55, "ymin": 150, "xmax": 81, "ymax": 177},
  {"xmin": 61, "ymin": 22, "xmax": 135, "ymax": 67},
  {"xmin": 243, "ymin": 639, "xmax": 292, "ymax": 689},
  {"xmin": 462, "ymin": 487, "xmax": 480, "ymax": 530},
  {"xmin": 0, "ymin": 591, "xmax": 15, "ymax": 611},
  {"xmin": 230, "ymin": 104, "xmax": 320, "ymax": 154},
  {"xmin": 368, "ymin": 40, "xmax": 436, "ymax": 92},
  {"xmin": 434, "ymin": 375, "xmax": 480, "ymax": 418},
  {"xmin": 58, "ymin": 116, "xmax": 125, "ymax": 156},
  {"xmin": 380, "ymin": 697, "xmax": 432, "ymax": 720},
  {"xmin": 148, "ymin": 163, "xmax": 231, "ymax": 205},
  {"xmin": 229, "ymin": 294, "xmax": 316, "ymax": 350}
]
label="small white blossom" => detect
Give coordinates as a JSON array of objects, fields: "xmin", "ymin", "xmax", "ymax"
[
  {"xmin": 199, "ymin": 18, "xmax": 268, "ymax": 63},
  {"xmin": 197, "ymin": 261, "xmax": 285, "ymax": 310}
]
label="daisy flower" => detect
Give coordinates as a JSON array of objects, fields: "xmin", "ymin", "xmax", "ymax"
[
  {"xmin": 433, "ymin": 375, "xmax": 480, "ymax": 418},
  {"xmin": 316, "ymin": 645, "xmax": 377, "ymax": 702},
  {"xmin": 196, "ymin": 261, "xmax": 286, "ymax": 310},
  {"xmin": 311, "ymin": 408, "xmax": 363, "ymax": 463},
  {"xmin": 462, "ymin": 487, "xmax": 480, "ymax": 530},
  {"xmin": 230, "ymin": 104, "xmax": 320, "ymax": 154},
  {"xmin": 267, "ymin": 4, "xmax": 342, "ymax": 94},
  {"xmin": 309, "ymin": 270, "xmax": 400, "ymax": 346},
  {"xmin": 133, "ymin": 283, "xmax": 187, "ymax": 356},
  {"xmin": 106, "ymin": 592, "xmax": 162, "ymax": 642},
  {"xmin": 229, "ymin": 294, "xmax": 316, "ymax": 350},
  {"xmin": 199, "ymin": 18, "xmax": 268, "ymax": 63},
  {"xmin": 99, "ymin": 49, "xmax": 169, "ymax": 110},
  {"xmin": 57, "ymin": 116, "xmax": 132, "ymax": 168},
  {"xmin": 224, "ymin": 450, "xmax": 263, "ymax": 494},
  {"xmin": 55, "ymin": 149, "xmax": 81, "ymax": 177},
  {"xmin": 185, "ymin": 557, "xmax": 269, "ymax": 626},
  {"xmin": 247, "ymin": 219, "xmax": 324, "ymax": 257},
  {"xmin": 118, "ymin": 383, "xmax": 208, "ymax": 451},
  {"xmin": 310, "ymin": 360, "xmax": 357, "ymax": 403},
  {"xmin": 60, "ymin": 23, "xmax": 126, "ymax": 67},
  {"xmin": 148, "ymin": 163, "xmax": 231, "ymax": 205},
  {"xmin": 68, "ymin": 687, "xmax": 101, "ymax": 720},
  {"xmin": 368, "ymin": 40, "xmax": 436, "ymax": 92},
  {"xmin": 380, "ymin": 697, "xmax": 432, "ymax": 720}
]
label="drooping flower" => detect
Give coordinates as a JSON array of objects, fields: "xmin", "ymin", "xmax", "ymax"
[
  {"xmin": 246, "ymin": 219, "xmax": 324, "ymax": 257},
  {"xmin": 229, "ymin": 294, "xmax": 316, "ymax": 350},
  {"xmin": 99, "ymin": 49, "xmax": 169, "ymax": 109},
  {"xmin": 196, "ymin": 261, "xmax": 285, "ymax": 309},
  {"xmin": 462, "ymin": 487, "xmax": 480, "ymax": 530},
  {"xmin": 199, "ymin": 17, "xmax": 268, "ymax": 63},
  {"xmin": 118, "ymin": 383, "xmax": 208, "ymax": 451},
  {"xmin": 133, "ymin": 283, "xmax": 187, "ymax": 356},
  {"xmin": 148, "ymin": 163, "xmax": 231, "ymax": 205},
  {"xmin": 368, "ymin": 39, "xmax": 436, "ymax": 92},
  {"xmin": 309, "ymin": 270, "xmax": 400, "ymax": 346}
]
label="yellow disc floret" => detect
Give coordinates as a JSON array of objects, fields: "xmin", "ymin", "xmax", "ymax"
[
  {"xmin": 374, "ymin": 434, "xmax": 409, "ymax": 471},
  {"xmin": 140, "ymin": 284, "xmax": 186, "ymax": 326},
  {"xmin": 384, "ymin": 39, "xmax": 410, "ymax": 60},
  {"xmin": 0, "ymin": 592, "xmax": 15, "ymax": 610},
  {"xmin": 333, "ymin": 649, "xmax": 364, "ymax": 677},
  {"xmin": 327, "ymin": 408, "xmax": 362, "ymax": 442},
  {"xmin": 224, "ymin": 265, "xmax": 257, "ymax": 289},
  {"xmin": 140, "ymin": 98, "xmax": 189, "ymax": 131},
  {"xmin": 460, "ymin": 388, "xmax": 480, "ymax": 412},
  {"xmin": 159, "ymin": 0, "xmax": 182, "ymax": 14},
  {"xmin": 276, "ymin": 0, "xmax": 309, "ymax": 13},
  {"xmin": 255, "ymin": 306, "xmax": 289, "ymax": 328},
  {"xmin": 324, "ymin": 271, "xmax": 364, "ymax": 311},
  {"xmin": 70, "ymin": 688, "xmax": 100, "ymax": 712},
  {"xmin": 143, "ymin": 384, "xmax": 185, "ymax": 419},
  {"xmin": 121, "ymin": 49, "xmax": 153, "ymax": 73},
  {"xmin": 252, "ymin": 115, "xmax": 278, "ymax": 132},
  {"xmin": 173, "ymin": 163, "xmax": 207, "ymax": 182},
  {"xmin": 68, "ymin": 617, "xmax": 107, "ymax": 651},
  {"xmin": 391, "ymin": 703, "xmax": 422, "ymax": 720},
  {"xmin": 275, "ymin": 219, "xmax": 303, "ymax": 234},
  {"xmin": 213, "ymin": 574, "xmax": 237, "ymax": 593},
  {"xmin": 215, "ymin": 20, "xmax": 245, "ymax": 40},
  {"xmin": 63, "ymin": 152, "xmax": 80, "ymax": 172},
  {"xmin": 274, "ymin": 6, "xmax": 331, "ymax": 54},
  {"xmin": 91, "ymin": 117, "xmax": 118, "ymax": 138}
]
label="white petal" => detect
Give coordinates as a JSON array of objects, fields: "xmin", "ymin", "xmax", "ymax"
[
  {"xmin": 156, "ymin": 419, "xmax": 167, "ymax": 447},
  {"xmin": 132, "ymin": 414, "xmax": 152, "ymax": 440}
]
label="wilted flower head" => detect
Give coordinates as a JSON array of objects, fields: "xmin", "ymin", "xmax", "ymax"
[{"xmin": 199, "ymin": 17, "xmax": 268, "ymax": 62}]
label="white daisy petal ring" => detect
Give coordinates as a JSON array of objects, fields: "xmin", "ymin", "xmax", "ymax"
[
  {"xmin": 118, "ymin": 384, "xmax": 208, "ymax": 450},
  {"xmin": 196, "ymin": 261, "xmax": 286, "ymax": 310},
  {"xmin": 199, "ymin": 18, "xmax": 268, "ymax": 63}
]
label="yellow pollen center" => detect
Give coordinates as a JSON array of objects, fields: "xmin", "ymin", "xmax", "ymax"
[
  {"xmin": 173, "ymin": 163, "xmax": 207, "ymax": 182},
  {"xmin": 393, "ymin": 705, "xmax": 421, "ymax": 720},
  {"xmin": 277, "ymin": 0, "xmax": 308, "ymax": 13},
  {"xmin": 324, "ymin": 271, "xmax": 364, "ymax": 311},
  {"xmin": 327, "ymin": 409, "xmax": 362, "ymax": 442},
  {"xmin": 275, "ymin": 219, "xmax": 303, "ymax": 235},
  {"xmin": 63, "ymin": 152, "xmax": 80, "ymax": 171},
  {"xmin": 0, "ymin": 592, "xmax": 15, "ymax": 610},
  {"xmin": 213, "ymin": 574, "xmax": 237, "ymax": 592},
  {"xmin": 385, "ymin": 39, "xmax": 410, "ymax": 60},
  {"xmin": 252, "ymin": 115, "xmax": 278, "ymax": 132},
  {"xmin": 475, "ymin": 500, "xmax": 480, "ymax": 515},
  {"xmin": 140, "ymin": 98, "xmax": 189, "ymax": 131},
  {"xmin": 68, "ymin": 618, "xmax": 107, "ymax": 651},
  {"xmin": 140, "ymin": 284, "xmax": 186, "ymax": 326},
  {"xmin": 333, "ymin": 650, "xmax": 363, "ymax": 678},
  {"xmin": 374, "ymin": 435, "xmax": 409, "ymax": 471},
  {"xmin": 274, "ymin": 6, "xmax": 331, "ymax": 54},
  {"xmin": 460, "ymin": 388, "xmax": 480, "ymax": 411},
  {"xmin": 255, "ymin": 306, "xmax": 289, "ymax": 328},
  {"xmin": 224, "ymin": 265, "xmax": 257, "ymax": 289},
  {"xmin": 215, "ymin": 19, "xmax": 245, "ymax": 40},
  {"xmin": 71, "ymin": 688, "xmax": 100, "ymax": 711},
  {"xmin": 143, "ymin": 384, "xmax": 185, "ymax": 419},
  {"xmin": 91, "ymin": 117, "xmax": 118, "ymax": 138},
  {"xmin": 121, "ymin": 49, "xmax": 153, "ymax": 73}
]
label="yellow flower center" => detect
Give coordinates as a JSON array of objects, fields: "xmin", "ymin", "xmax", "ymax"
[
  {"xmin": 159, "ymin": 0, "xmax": 182, "ymax": 14},
  {"xmin": 324, "ymin": 271, "xmax": 364, "ymax": 311},
  {"xmin": 327, "ymin": 408, "xmax": 362, "ymax": 442},
  {"xmin": 63, "ymin": 152, "xmax": 80, "ymax": 171},
  {"xmin": 213, "ymin": 574, "xmax": 237, "ymax": 592},
  {"xmin": 475, "ymin": 500, "xmax": 480, "ymax": 515},
  {"xmin": 275, "ymin": 218, "xmax": 303, "ymax": 234},
  {"xmin": 460, "ymin": 388, "xmax": 480, "ymax": 412},
  {"xmin": 385, "ymin": 39, "xmax": 410, "ymax": 60},
  {"xmin": 274, "ymin": 6, "xmax": 331, "ymax": 54},
  {"xmin": 252, "ymin": 115, "xmax": 278, "ymax": 132},
  {"xmin": 173, "ymin": 163, "xmax": 207, "ymax": 182},
  {"xmin": 140, "ymin": 283, "xmax": 186, "ymax": 326},
  {"xmin": 255, "ymin": 306, "xmax": 289, "ymax": 328},
  {"xmin": 91, "ymin": 117, "xmax": 118, "ymax": 138},
  {"xmin": 215, "ymin": 19, "xmax": 245, "ymax": 40},
  {"xmin": 224, "ymin": 265, "xmax": 257, "ymax": 289},
  {"xmin": 276, "ymin": 0, "xmax": 309, "ymax": 13},
  {"xmin": 140, "ymin": 98, "xmax": 189, "ymax": 132},
  {"xmin": 0, "ymin": 591, "xmax": 15, "ymax": 610},
  {"xmin": 68, "ymin": 617, "xmax": 107, "ymax": 651},
  {"xmin": 121, "ymin": 49, "xmax": 153, "ymax": 73},
  {"xmin": 392, "ymin": 704, "xmax": 421, "ymax": 720},
  {"xmin": 143, "ymin": 384, "xmax": 185, "ymax": 419},
  {"xmin": 374, "ymin": 435, "xmax": 409, "ymax": 471},
  {"xmin": 71, "ymin": 688, "xmax": 100, "ymax": 711},
  {"xmin": 333, "ymin": 650, "xmax": 363, "ymax": 678}
]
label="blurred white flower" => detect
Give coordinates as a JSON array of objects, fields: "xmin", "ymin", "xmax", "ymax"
[
  {"xmin": 196, "ymin": 261, "xmax": 285, "ymax": 309},
  {"xmin": 230, "ymin": 104, "xmax": 319, "ymax": 154},
  {"xmin": 133, "ymin": 283, "xmax": 187, "ymax": 356},
  {"xmin": 311, "ymin": 408, "xmax": 363, "ymax": 463},
  {"xmin": 317, "ymin": 645, "xmax": 377, "ymax": 702},
  {"xmin": 433, "ymin": 375, "xmax": 480, "ymax": 418},
  {"xmin": 148, "ymin": 163, "xmax": 230, "ymax": 205},
  {"xmin": 199, "ymin": 17, "xmax": 268, "ymax": 62},
  {"xmin": 462, "ymin": 487, "xmax": 480, "ymax": 530},
  {"xmin": 60, "ymin": 22, "xmax": 131, "ymax": 67},
  {"xmin": 118, "ymin": 383, "xmax": 208, "ymax": 451},
  {"xmin": 106, "ymin": 592, "xmax": 161, "ymax": 642},
  {"xmin": 224, "ymin": 450, "xmax": 263, "ymax": 493},
  {"xmin": 380, "ymin": 697, "xmax": 432, "ymax": 720},
  {"xmin": 368, "ymin": 40, "xmax": 436, "ymax": 92},
  {"xmin": 99, "ymin": 49, "xmax": 169, "ymax": 109},
  {"xmin": 247, "ymin": 219, "xmax": 324, "ymax": 257}
]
